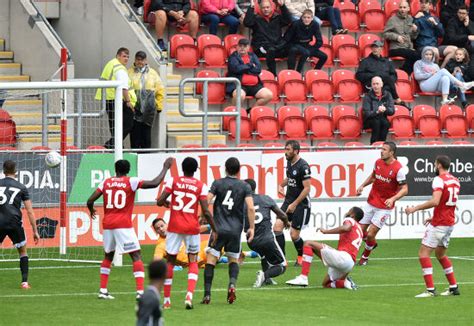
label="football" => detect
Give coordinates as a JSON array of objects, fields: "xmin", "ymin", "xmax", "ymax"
[{"xmin": 45, "ymin": 151, "xmax": 61, "ymax": 168}]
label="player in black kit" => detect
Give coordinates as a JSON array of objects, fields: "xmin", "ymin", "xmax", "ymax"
[
  {"xmin": 275, "ymin": 140, "xmax": 311, "ymax": 266},
  {"xmin": 202, "ymin": 157, "xmax": 256, "ymax": 305},
  {"xmin": 243, "ymin": 179, "xmax": 289, "ymax": 288},
  {"xmin": 0, "ymin": 160, "xmax": 39, "ymax": 289}
]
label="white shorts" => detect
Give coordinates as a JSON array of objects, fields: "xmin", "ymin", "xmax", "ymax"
[
  {"xmin": 360, "ymin": 203, "xmax": 392, "ymax": 229},
  {"xmin": 422, "ymin": 224, "xmax": 454, "ymax": 249},
  {"xmin": 321, "ymin": 245, "xmax": 355, "ymax": 281},
  {"xmin": 103, "ymin": 228, "xmax": 140, "ymax": 254},
  {"xmin": 166, "ymin": 232, "xmax": 200, "ymax": 255}
]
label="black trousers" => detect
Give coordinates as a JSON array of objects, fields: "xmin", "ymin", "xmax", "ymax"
[
  {"xmin": 254, "ymin": 47, "xmax": 288, "ymax": 76},
  {"xmin": 104, "ymin": 100, "xmax": 134, "ymax": 149},
  {"xmin": 130, "ymin": 120, "xmax": 152, "ymax": 149},
  {"xmin": 389, "ymin": 48, "xmax": 420, "ymax": 75},
  {"xmin": 365, "ymin": 117, "xmax": 390, "ymax": 144},
  {"xmin": 288, "ymin": 44, "xmax": 328, "ymax": 72}
]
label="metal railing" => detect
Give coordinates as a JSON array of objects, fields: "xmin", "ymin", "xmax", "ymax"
[{"xmin": 179, "ymin": 77, "xmax": 242, "ymax": 147}]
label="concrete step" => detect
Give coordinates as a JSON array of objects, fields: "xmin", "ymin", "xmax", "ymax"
[
  {"xmin": 166, "ymin": 85, "xmax": 193, "ymax": 96},
  {"xmin": 0, "ymin": 63, "xmax": 21, "ymax": 75},
  {"xmin": 166, "ymin": 74, "xmax": 182, "ymax": 87},
  {"xmin": 0, "ymin": 39, "xmax": 4, "ymax": 51},
  {"xmin": 16, "ymin": 124, "xmax": 60, "ymax": 134},
  {"xmin": 167, "ymin": 122, "xmax": 221, "ymax": 132},
  {"xmin": 165, "ymin": 97, "xmax": 199, "ymax": 111},
  {"xmin": 9, "ymin": 112, "xmax": 42, "ymax": 125},
  {"xmin": 168, "ymin": 133, "xmax": 226, "ymax": 148},
  {"xmin": 165, "ymin": 110, "xmax": 221, "ymax": 123},
  {"xmin": 0, "ymin": 51, "xmax": 14, "ymax": 62},
  {"xmin": 3, "ymin": 99, "xmax": 42, "ymax": 112},
  {"xmin": 0, "ymin": 75, "xmax": 30, "ymax": 82},
  {"xmin": 17, "ymin": 136, "xmax": 73, "ymax": 150}
]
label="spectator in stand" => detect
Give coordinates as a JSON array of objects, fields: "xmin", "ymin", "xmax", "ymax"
[
  {"xmin": 234, "ymin": 0, "xmax": 252, "ymax": 25},
  {"xmin": 150, "ymin": 0, "xmax": 199, "ymax": 51},
  {"xmin": 362, "ymin": 76, "xmax": 395, "ymax": 145},
  {"xmin": 128, "ymin": 51, "xmax": 164, "ymax": 149},
  {"xmin": 285, "ymin": 0, "xmax": 322, "ymax": 24},
  {"xmin": 356, "ymin": 40, "xmax": 407, "ymax": 107},
  {"xmin": 285, "ymin": 9, "xmax": 328, "ymax": 72},
  {"xmin": 439, "ymin": 0, "xmax": 466, "ymax": 27},
  {"xmin": 471, "ymin": 1, "xmax": 474, "ymax": 21},
  {"xmin": 314, "ymin": 0, "xmax": 347, "ymax": 35},
  {"xmin": 383, "ymin": 1, "xmax": 420, "ymax": 75},
  {"xmin": 445, "ymin": 48, "xmax": 471, "ymax": 109},
  {"xmin": 468, "ymin": 54, "xmax": 474, "ymax": 81},
  {"xmin": 200, "ymin": 0, "xmax": 240, "ymax": 35},
  {"xmin": 414, "ymin": 46, "xmax": 474, "ymax": 105},
  {"xmin": 443, "ymin": 5, "xmax": 474, "ymax": 55},
  {"xmin": 133, "ymin": 0, "xmax": 144, "ymax": 15},
  {"xmin": 244, "ymin": 0, "xmax": 292, "ymax": 76},
  {"xmin": 414, "ymin": 0, "xmax": 457, "ymax": 68},
  {"xmin": 226, "ymin": 38, "xmax": 273, "ymax": 110}
]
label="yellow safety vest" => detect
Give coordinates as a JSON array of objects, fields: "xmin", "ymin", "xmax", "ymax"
[{"xmin": 95, "ymin": 58, "xmax": 137, "ymax": 106}]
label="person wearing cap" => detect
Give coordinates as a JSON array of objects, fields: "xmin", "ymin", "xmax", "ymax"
[
  {"xmin": 200, "ymin": 0, "xmax": 240, "ymax": 35},
  {"xmin": 226, "ymin": 38, "xmax": 273, "ymax": 108},
  {"xmin": 128, "ymin": 51, "xmax": 164, "ymax": 149},
  {"xmin": 244, "ymin": 0, "xmax": 292, "ymax": 76},
  {"xmin": 383, "ymin": 1, "xmax": 420, "ymax": 75},
  {"xmin": 356, "ymin": 40, "xmax": 407, "ymax": 107}
]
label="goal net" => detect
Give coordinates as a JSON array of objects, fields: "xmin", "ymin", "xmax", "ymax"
[{"xmin": 0, "ymin": 80, "xmax": 124, "ymax": 264}]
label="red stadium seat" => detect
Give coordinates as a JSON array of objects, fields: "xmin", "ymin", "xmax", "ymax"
[
  {"xmin": 277, "ymin": 106, "xmax": 307, "ymax": 140},
  {"xmin": 334, "ymin": 0, "xmax": 360, "ymax": 32},
  {"xmin": 332, "ymin": 34, "xmax": 360, "ymax": 67},
  {"xmin": 0, "ymin": 109, "xmax": 12, "ymax": 122},
  {"xmin": 87, "ymin": 145, "xmax": 106, "ymax": 150},
  {"xmin": 66, "ymin": 145, "xmax": 79, "ymax": 151},
  {"xmin": 0, "ymin": 121, "xmax": 17, "ymax": 146},
  {"xmin": 229, "ymin": 117, "xmax": 253, "ymax": 141},
  {"xmin": 305, "ymin": 70, "xmax": 333, "ymax": 103},
  {"xmin": 359, "ymin": 0, "xmax": 386, "ymax": 32},
  {"xmin": 0, "ymin": 146, "xmax": 16, "ymax": 150},
  {"xmin": 181, "ymin": 144, "xmax": 202, "ymax": 149},
  {"xmin": 332, "ymin": 70, "xmax": 362, "ymax": 103},
  {"xmin": 31, "ymin": 146, "xmax": 51, "ymax": 151},
  {"xmin": 412, "ymin": 104, "xmax": 436, "ymax": 128},
  {"xmin": 305, "ymin": 106, "xmax": 333, "ymax": 140},
  {"xmin": 312, "ymin": 36, "xmax": 334, "ymax": 68},
  {"xmin": 278, "ymin": 70, "xmax": 307, "ymax": 104},
  {"xmin": 399, "ymin": 140, "xmax": 419, "ymax": 146},
  {"xmin": 299, "ymin": 142, "xmax": 311, "ymax": 152},
  {"xmin": 237, "ymin": 143, "xmax": 257, "ymax": 148},
  {"xmin": 171, "ymin": 34, "xmax": 199, "ymax": 68},
  {"xmin": 250, "ymin": 106, "xmax": 279, "ymax": 140},
  {"xmin": 395, "ymin": 80, "xmax": 415, "ymax": 102},
  {"xmin": 371, "ymin": 141, "xmax": 385, "ymax": 147},
  {"xmin": 198, "ymin": 34, "xmax": 226, "ymax": 68},
  {"xmin": 263, "ymin": 142, "xmax": 285, "ymax": 153},
  {"xmin": 250, "ymin": 106, "xmax": 274, "ymax": 127},
  {"xmin": 391, "ymin": 115, "xmax": 415, "ymax": 139},
  {"xmin": 209, "ymin": 143, "xmax": 228, "ymax": 148},
  {"xmin": 259, "ymin": 70, "xmax": 280, "ymax": 104},
  {"xmin": 466, "ymin": 105, "xmax": 474, "ymax": 135},
  {"xmin": 411, "ymin": 74, "xmax": 441, "ymax": 96},
  {"xmin": 345, "ymin": 141, "xmax": 365, "ymax": 149},
  {"xmin": 426, "ymin": 140, "xmax": 444, "ymax": 146},
  {"xmin": 333, "ymin": 105, "xmax": 361, "ymax": 139},
  {"xmin": 452, "ymin": 140, "xmax": 472, "ymax": 145},
  {"xmin": 384, "ymin": 0, "xmax": 402, "ymax": 17},
  {"xmin": 277, "ymin": 106, "xmax": 302, "ymax": 127},
  {"xmin": 195, "ymin": 70, "xmax": 226, "ymax": 104},
  {"xmin": 412, "ymin": 104, "xmax": 441, "ymax": 138},
  {"xmin": 440, "ymin": 105, "xmax": 467, "ymax": 138},
  {"xmin": 388, "ymin": 105, "xmax": 411, "ymax": 123},
  {"xmin": 222, "ymin": 106, "xmax": 247, "ymax": 131},
  {"xmin": 224, "ymin": 34, "xmax": 246, "ymax": 55},
  {"xmin": 358, "ymin": 34, "xmax": 386, "ymax": 58},
  {"xmin": 316, "ymin": 141, "xmax": 339, "ymax": 151},
  {"xmin": 304, "ymin": 105, "xmax": 329, "ymax": 124}
]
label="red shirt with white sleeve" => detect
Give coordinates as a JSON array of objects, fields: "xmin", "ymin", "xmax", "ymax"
[
  {"xmin": 337, "ymin": 217, "xmax": 363, "ymax": 262},
  {"xmin": 164, "ymin": 176, "xmax": 208, "ymax": 235},
  {"xmin": 368, "ymin": 159, "xmax": 408, "ymax": 210},
  {"xmin": 431, "ymin": 173, "xmax": 460, "ymax": 227},
  {"xmin": 98, "ymin": 176, "xmax": 143, "ymax": 229}
]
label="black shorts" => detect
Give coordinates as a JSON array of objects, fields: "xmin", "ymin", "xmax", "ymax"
[
  {"xmin": 207, "ymin": 231, "xmax": 241, "ymax": 259},
  {"xmin": 242, "ymin": 82, "xmax": 264, "ymax": 97},
  {"xmin": 0, "ymin": 224, "xmax": 26, "ymax": 248},
  {"xmin": 281, "ymin": 202, "xmax": 311, "ymax": 230},
  {"xmin": 249, "ymin": 237, "xmax": 285, "ymax": 266}
]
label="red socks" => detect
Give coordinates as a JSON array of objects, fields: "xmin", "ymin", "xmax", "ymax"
[
  {"xmin": 301, "ymin": 246, "xmax": 314, "ymax": 277},
  {"xmin": 133, "ymin": 260, "xmax": 145, "ymax": 292},
  {"xmin": 361, "ymin": 239, "xmax": 377, "ymax": 260},
  {"xmin": 419, "ymin": 257, "xmax": 434, "ymax": 290},
  {"xmin": 163, "ymin": 262, "xmax": 174, "ymax": 300},
  {"xmin": 100, "ymin": 259, "xmax": 112, "ymax": 290},
  {"xmin": 439, "ymin": 256, "xmax": 457, "ymax": 288},
  {"xmin": 187, "ymin": 262, "xmax": 199, "ymax": 298}
]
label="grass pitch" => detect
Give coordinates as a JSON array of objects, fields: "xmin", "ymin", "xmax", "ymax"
[{"xmin": 1, "ymin": 238, "xmax": 473, "ymax": 325}]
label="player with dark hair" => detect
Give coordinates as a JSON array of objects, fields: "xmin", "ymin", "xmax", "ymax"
[
  {"xmin": 201, "ymin": 157, "xmax": 256, "ymax": 305},
  {"xmin": 0, "ymin": 160, "xmax": 39, "ymax": 289},
  {"xmin": 356, "ymin": 141, "xmax": 408, "ymax": 265},
  {"xmin": 87, "ymin": 157, "xmax": 174, "ymax": 300},
  {"xmin": 286, "ymin": 207, "xmax": 364, "ymax": 289},
  {"xmin": 136, "ymin": 259, "xmax": 167, "ymax": 326},
  {"xmin": 405, "ymin": 155, "xmax": 461, "ymax": 298},
  {"xmin": 156, "ymin": 157, "xmax": 216, "ymax": 310},
  {"xmin": 244, "ymin": 179, "xmax": 289, "ymax": 288},
  {"xmin": 274, "ymin": 140, "xmax": 311, "ymax": 266}
]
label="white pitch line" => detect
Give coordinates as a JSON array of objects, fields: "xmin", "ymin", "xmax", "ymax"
[
  {"xmin": 0, "ymin": 256, "xmax": 473, "ymax": 271},
  {"xmin": 1, "ymin": 281, "xmax": 474, "ymax": 299}
]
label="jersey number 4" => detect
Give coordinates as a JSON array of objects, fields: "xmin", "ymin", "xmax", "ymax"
[
  {"xmin": 351, "ymin": 227, "xmax": 364, "ymax": 250},
  {"xmin": 0, "ymin": 186, "xmax": 21, "ymax": 205},
  {"xmin": 172, "ymin": 191, "xmax": 197, "ymax": 213},
  {"xmin": 222, "ymin": 190, "xmax": 234, "ymax": 210}
]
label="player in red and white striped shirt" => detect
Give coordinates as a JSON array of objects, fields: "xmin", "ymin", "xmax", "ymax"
[
  {"xmin": 286, "ymin": 207, "xmax": 364, "ymax": 289},
  {"xmin": 405, "ymin": 155, "xmax": 461, "ymax": 298},
  {"xmin": 87, "ymin": 157, "xmax": 173, "ymax": 300},
  {"xmin": 156, "ymin": 157, "xmax": 216, "ymax": 310}
]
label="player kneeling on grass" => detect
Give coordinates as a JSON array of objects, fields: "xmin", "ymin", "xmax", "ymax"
[
  {"xmin": 156, "ymin": 157, "xmax": 217, "ymax": 310},
  {"xmin": 0, "ymin": 160, "xmax": 40, "ymax": 289},
  {"xmin": 405, "ymin": 155, "xmax": 461, "ymax": 298},
  {"xmin": 243, "ymin": 179, "xmax": 289, "ymax": 288},
  {"xmin": 87, "ymin": 157, "xmax": 173, "ymax": 300},
  {"xmin": 136, "ymin": 259, "xmax": 167, "ymax": 326},
  {"xmin": 286, "ymin": 207, "xmax": 364, "ymax": 289}
]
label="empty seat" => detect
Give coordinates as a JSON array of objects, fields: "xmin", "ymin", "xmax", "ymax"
[
  {"xmin": 195, "ymin": 70, "xmax": 226, "ymax": 104},
  {"xmin": 333, "ymin": 105, "xmax": 361, "ymax": 139},
  {"xmin": 412, "ymin": 104, "xmax": 437, "ymax": 128},
  {"xmin": 260, "ymin": 70, "xmax": 280, "ymax": 103},
  {"xmin": 250, "ymin": 106, "xmax": 279, "ymax": 140},
  {"xmin": 170, "ymin": 34, "xmax": 199, "ymax": 68},
  {"xmin": 332, "ymin": 34, "xmax": 360, "ymax": 67},
  {"xmin": 305, "ymin": 105, "xmax": 333, "ymax": 140},
  {"xmin": 278, "ymin": 106, "xmax": 307, "ymax": 140},
  {"xmin": 359, "ymin": 0, "xmax": 386, "ymax": 32},
  {"xmin": 305, "ymin": 70, "xmax": 333, "ymax": 103},
  {"xmin": 345, "ymin": 141, "xmax": 365, "ymax": 149},
  {"xmin": 332, "ymin": 70, "xmax": 362, "ymax": 103},
  {"xmin": 440, "ymin": 105, "xmax": 467, "ymax": 138},
  {"xmin": 229, "ymin": 116, "xmax": 253, "ymax": 141},
  {"xmin": 334, "ymin": 0, "xmax": 360, "ymax": 32},
  {"xmin": 278, "ymin": 70, "xmax": 307, "ymax": 104},
  {"xmin": 263, "ymin": 142, "xmax": 285, "ymax": 153},
  {"xmin": 250, "ymin": 106, "xmax": 274, "ymax": 127},
  {"xmin": 384, "ymin": 0, "xmax": 402, "ymax": 17},
  {"xmin": 391, "ymin": 115, "xmax": 415, "ymax": 139},
  {"xmin": 304, "ymin": 105, "xmax": 330, "ymax": 125},
  {"xmin": 395, "ymin": 69, "xmax": 414, "ymax": 102},
  {"xmin": 466, "ymin": 105, "xmax": 474, "ymax": 134},
  {"xmin": 316, "ymin": 141, "xmax": 339, "ymax": 151},
  {"xmin": 198, "ymin": 34, "xmax": 227, "ymax": 68},
  {"xmin": 222, "ymin": 106, "xmax": 247, "ymax": 131}
]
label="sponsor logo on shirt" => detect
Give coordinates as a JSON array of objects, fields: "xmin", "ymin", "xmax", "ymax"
[{"xmin": 375, "ymin": 173, "xmax": 392, "ymax": 183}]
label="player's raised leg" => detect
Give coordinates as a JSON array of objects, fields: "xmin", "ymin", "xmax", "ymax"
[
  {"xmin": 358, "ymin": 223, "xmax": 380, "ymax": 265},
  {"xmin": 286, "ymin": 241, "xmax": 323, "ymax": 286}
]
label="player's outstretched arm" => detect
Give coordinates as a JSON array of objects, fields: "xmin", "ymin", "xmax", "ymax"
[
  {"xmin": 141, "ymin": 157, "xmax": 174, "ymax": 189},
  {"xmin": 356, "ymin": 172, "xmax": 375, "ymax": 196},
  {"xmin": 271, "ymin": 205, "xmax": 290, "ymax": 229},
  {"xmin": 318, "ymin": 223, "xmax": 352, "ymax": 235},
  {"xmin": 405, "ymin": 191, "xmax": 442, "ymax": 215},
  {"xmin": 87, "ymin": 190, "xmax": 102, "ymax": 219},
  {"xmin": 23, "ymin": 199, "xmax": 39, "ymax": 244},
  {"xmin": 156, "ymin": 190, "xmax": 171, "ymax": 207}
]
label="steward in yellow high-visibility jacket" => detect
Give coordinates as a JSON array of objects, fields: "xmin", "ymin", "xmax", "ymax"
[
  {"xmin": 127, "ymin": 51, "xmax": 165, "ymax": 149},
  {"xmin": 95, "ymin": 47, "xmax": 137, "ymax": 149}
]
